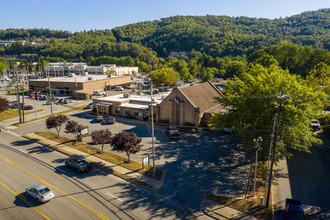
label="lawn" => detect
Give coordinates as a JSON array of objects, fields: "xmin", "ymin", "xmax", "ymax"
[
  {"xmin": 35, "ymin": 131, "xmax": 163, "ymax": 180},
  {"xmin": 0, "ymin": 108, "xmax": 44, "ymax": 121}
]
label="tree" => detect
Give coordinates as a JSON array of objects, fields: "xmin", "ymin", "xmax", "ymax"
[
  {"xmin": 209, "ymin": 64, "xmax": 327, "ymax": 159},
  {"xmin": 45, "ymin": 115, "xmax": 69, "ymax": 137},
  {"xmin": 0, "ymin": 61, "xmax": 6, "ymax": 78},
  {"xmin": 91, "ymin": 129, "xmax": 112, "ymax": 152},
  {"xmin": 0, "ymin": 96, "xmax": 9, "ymax": 117},
  {"xmin": 111, "ymin": 132, "xmax": 143, "ymax": 162},
  {"xmin": 65, "ymin": 120, "xmax": 87, "ymax": 141},
  {"xmin": 148, "ymin": 68, "xmax": 180, "ymax": 85}
]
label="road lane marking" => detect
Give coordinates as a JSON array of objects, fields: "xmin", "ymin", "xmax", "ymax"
[
  {"xmin": 18, "ymin": 149, "xmax": 26, "ymax": 153},
  {"xmin": 107, "ymin": 193, "xmax": 123, "ymax": 202},
  {"xmin": 0, "ymin": 153, "xmax": 109, "ymax": 220},
  {"xmin": 161, "ymin": 130, "xmax": 170, "ymax": 141},
  {"xmin": 0, "ymin": 180, "xmax": 50, "ymax": 220}
]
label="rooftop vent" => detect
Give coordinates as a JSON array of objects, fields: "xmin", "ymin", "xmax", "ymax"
[
  {"xmin": 88, "ymin": 77, "xmax": 92, "ymax": 80},
  {"xmin": 123, "ymin": 93, "xmax": 129, "ymax": 98}
]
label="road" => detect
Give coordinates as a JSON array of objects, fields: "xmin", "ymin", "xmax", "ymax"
[
  {"xmin": 274, "ymin": 134, "xmax": 330, "ymax": 219},
  {"xmin": 0, "ymin": 129, "xmax": 208, "ymax": 220}
]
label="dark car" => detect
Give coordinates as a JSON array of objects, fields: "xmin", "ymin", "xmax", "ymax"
[
  {"xmin": 285, "ymin": 198, "xmax": 304, "ymax": 219},
  {"xmin": 83, "ymin": 103, "xmax": 93, "ymax": 109},
  {"xmin": 65, "ymin": 157, "xmax": 92, "ymax": 173},
  {"xmin": 164, "ymin": 88, "xmax": 170, "ymax": 92},
  {"xmin": 159, "ymin": 88, "xmax": 164, "ymax": 92},
  {"xmin": 96, "ymin": 115, "xmax": 104, "ymax": 122},
  {"xmin": 63, "ymin": 99, "xmax": 72, "ymax": 104}
]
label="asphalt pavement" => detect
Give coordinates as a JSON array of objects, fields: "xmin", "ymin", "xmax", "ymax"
[{"xmin": 0, "ymin": 129, "xmax": 209, "ymax": 220}]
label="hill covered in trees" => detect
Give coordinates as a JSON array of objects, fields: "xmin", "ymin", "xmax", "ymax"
[
  {"xmin": 0, "ymin": 8, "xmax": 329, "ymax": 61},
  {"xmin": 112, "ymin": 8, "xmax": 330, "ymax": 57}
]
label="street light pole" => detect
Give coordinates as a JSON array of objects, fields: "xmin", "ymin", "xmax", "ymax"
[{"xmin": 253, "ymin": 137, "xmax": 262, "ymax": 197}]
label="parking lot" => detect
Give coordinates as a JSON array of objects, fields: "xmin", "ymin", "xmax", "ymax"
[{"xmin": 12, "ymin": 108, "xmax": 251, "ymax": 210}]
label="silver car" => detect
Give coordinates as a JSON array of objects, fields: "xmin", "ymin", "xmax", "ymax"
[{"xmin": 26, "ymin": 184, "xmax": 55, "ymax": 203}]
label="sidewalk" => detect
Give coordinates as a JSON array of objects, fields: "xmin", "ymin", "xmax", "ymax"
[
  {"xmin": 24, "ymin": 132, "xmax": 163, "ymax": 190},
  {"xmin": 202, "ymin": 199, "xmax": 258, "ymax": 220}
]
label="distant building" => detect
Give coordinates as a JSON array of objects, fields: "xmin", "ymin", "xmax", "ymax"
[
  {"xmin": 168, "ymin": 52, "xmax": 188, "ymax": 57},
  {"xmin": 29, "ymin": 74, "xmax": 132, "ymax": 99}
]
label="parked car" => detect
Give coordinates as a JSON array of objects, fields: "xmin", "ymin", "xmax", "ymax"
[
  {"xmin": 39, "ymin": 95, "xmax": 48, "ymax": 100},
  {"xmin": 63, "ymin": 99, "xmax": 72, "ymax": 104},
  {"xmin": 152, "ymin": 89, "xmax": 159, "ymax": 94},
  {"xmin": 159, "ymin": 88, "xmax": 164, "ymax": 92},
  {"xmin": 26, "ymin": 184, "xmax": 55, "ymax": 203},
  {"xmin": 167, "ymin": 126, "xmax": 181, "ymax": 140},
  {"xmin": 285, "ymin": 198, "xmax": 304, "ymax": 219},
  {"xmin": 309, "ymin": 119, "xmax": 320, "ymax": 130},
  {"xmin": 65, "ymin": 157, "xmax": 92, "ymax": 173},
  {"xmin": 21, "ymin": 105, "xmax": 34, "ymax": 110},
  {"xmin": 93, "ymin": 90, "xmax": 106, "ymax": 96},
  {"xmin": 164, "ymin": 88, "xmax": 170, "ymax": 92},
  {"xmin": 83, "ymin": 103, "xmax": 93, "ymax": 109},
  {"xmin": 106, "ymin": 117, "xmax": 115, "ymax": 124},
  {"xmin": 115, "ymin": 86, "xmax": 124, "ymax": 91},
  {"xmin": 96, "ymin": 115, "xmax": 104, "ymax": 122},
  {"xmin": 46, "ymin": 100, "xmax": 54, "ymax": 105}
]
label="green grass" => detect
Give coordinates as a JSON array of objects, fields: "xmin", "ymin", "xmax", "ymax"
[
  {"xmin": 35, "ymin": 131, "xmax": 162, "ymax": 180},
  {"xmin": 13, "ymin": 105, "xmax": 86, "ymax": 126},
  {"xmin": 0, "ymin": 109, "xmax": 44, "ymax": 121}
]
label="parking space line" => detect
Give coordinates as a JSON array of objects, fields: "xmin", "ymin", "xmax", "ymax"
[{"xmin": 161, "ymin": 130, "xmax": 170, "ymax": 141}]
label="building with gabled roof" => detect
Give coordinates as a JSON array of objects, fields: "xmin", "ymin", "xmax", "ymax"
[{"xmin": 156, "ymin": 81, "xmax": 225, "ymax": 127}]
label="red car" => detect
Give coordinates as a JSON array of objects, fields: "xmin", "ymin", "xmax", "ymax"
[{"xmin": 21, "ymin": 105, "xmax": 34, "ymax": 110}]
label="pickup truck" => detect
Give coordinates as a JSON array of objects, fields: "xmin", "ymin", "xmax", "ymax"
[
  {"xmin": 65, "ymin": 157, "xmax": 92, "ymax": 173},
  {"xmin": 285, "ymin": 198, "xmax": 304, "ymax": 219},
  {"xmin": 167, "ymin": 126, "xmax": 181, "ymax": 140}
]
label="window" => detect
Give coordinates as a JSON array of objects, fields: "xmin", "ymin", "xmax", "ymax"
[
  {"xmin": 134, "ymin": 112, "xmax": 140, "ymax": 116},
  {"xmin": 125, "ymin": 110, "xmax": 130, "ymax": 115}
]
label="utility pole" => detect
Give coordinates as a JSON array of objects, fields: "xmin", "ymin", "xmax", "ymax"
[
  {"xmin": 48, "ymin": 71, "xmax": 53, "ymax": 115},
  {"xmin": 150, "ymin": 84, "xmax": 155, "ymax": 177},
  {"xmin": 15, "ymin": 72, "xmax": 22, "ymax": 123},
  {"xmin": 265, "ymin": 93, "xmax": 290, "ymax": 207},
  {"xmin": 253, "ymin": 137, "xmax": 262, "ymax": 197},
  {"xmin": 264, "ymin": 113, "xmax": 277, "ymax": 204}
]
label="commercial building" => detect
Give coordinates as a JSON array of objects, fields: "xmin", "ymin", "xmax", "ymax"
[
  {"xmin": 92, "ymin": 81, "xmax": 225, "ymax": 128},
  {"xmin": 29, "ymin": 74, "xmax": 131, "ymax": 99},
  {"xmin": 93, "ymin": 93, "xmax": 167, "ymax": 120},
  {"xmin": 44, "ymin": 63, "xmax": 138, "ymax": 76},
  {"xmin": 155, "ymin": 81, "xmax": 225, "ymax": 127}
]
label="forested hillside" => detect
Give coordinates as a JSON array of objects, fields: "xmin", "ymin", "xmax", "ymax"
[
  {"xmin": 0, "ymin": 9, "xmax": 329, "ymax": 61},
  {"xmin": 112, "ymin": 8, "xmax": 330, "ymax": 57}
]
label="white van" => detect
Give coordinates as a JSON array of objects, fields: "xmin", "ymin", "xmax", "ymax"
[
  {"xmin": 93, "ymin": 90, "xmax": 105, "ymax": 96},
  {"xmin": 115, "ymin": 86, "xmax": 124, "ymax": 91}
]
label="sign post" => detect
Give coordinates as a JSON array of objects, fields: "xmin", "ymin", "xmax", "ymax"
[{"xmin": 142, "ymin": 156, "xmax": 149, "ymax": 169}]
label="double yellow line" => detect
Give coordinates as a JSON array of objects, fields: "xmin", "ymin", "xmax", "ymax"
[
  {"xmin": 0, "ymin": 153, "xmax": 109, "ymax": 220},
  {"xmin": 0, "ymin": 180, "xmax": 50, "ymax": 220}
]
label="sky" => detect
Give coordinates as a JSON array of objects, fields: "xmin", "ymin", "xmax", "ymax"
[{"xmin": 1, "ymin": 0, "xmax": 329, "ymax": 32}]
